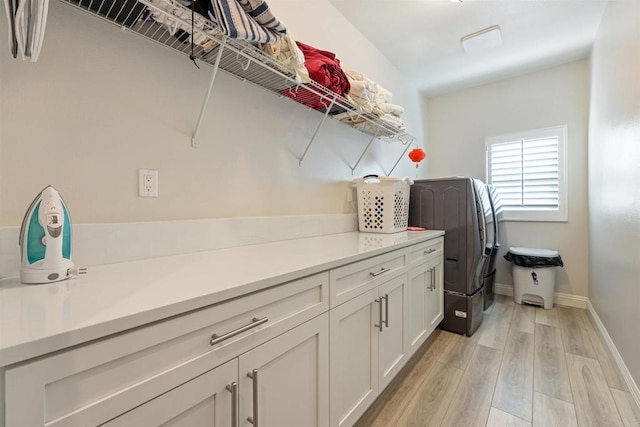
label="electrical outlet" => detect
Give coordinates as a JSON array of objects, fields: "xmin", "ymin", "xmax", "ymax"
[{"xmin": 138, "ymin": 169, "xmax": 158, "ymax": 197}]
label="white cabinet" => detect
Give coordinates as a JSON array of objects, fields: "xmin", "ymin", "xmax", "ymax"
[
  {"xmin": 238, "ymin": 314, "xmax": 329, "ymax": 427},
  {"xmin": 425, "ymin": 256, "xmax": 444, "ymax": 335},
  {"xmin": 104, "ymin": 313, "xmax": 329, "ymax": 427},
  {"xmin": 329, "ymin": 273, "xmax": 408, "ymax": 427},
  {"xmin": 407, "ymin": 249, "xmax": 445, "ymax": 354},
  {"xmin": 102, "ymin": 359, "xmax": 237, "ymax": 427},
  {"xmin": 377, "ymin": 274, "xmax": 408, "ymax": 391},
  {"xmin": 1, "ymin": 235, "xmax": 444, "ymax": 427},
  {"xmin": 4, "ymin": 273, "xmax": 328, "ymax": 427},
  {"xmin": 407, "ymin": 263, "xmax": 430, "ymax": 353}
]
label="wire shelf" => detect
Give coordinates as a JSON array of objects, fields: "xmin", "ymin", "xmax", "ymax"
[{"xmin": 58, "ymin": 0, "xmax": 416, "ymax": 156}]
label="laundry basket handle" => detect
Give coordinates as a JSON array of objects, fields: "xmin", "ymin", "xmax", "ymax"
[
  {"xmin": 362, "ymin": 175, "xmax": 381, "ymax": 184},
  {"xmin": 354, "ymin": 175, "xmax": 414, "ymax": 185}
]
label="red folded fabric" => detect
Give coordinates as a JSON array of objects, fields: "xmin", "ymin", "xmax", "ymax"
[
  {"xmin": 282, "ymin": 85, "xmax": 336, "ymax": 111},
  {"xmin": 280, "ymin": 41, "xmax": 351, "ymax": 111},
  {"xmin": 296, "ymin": 41, "xmax": 350, "ymax": 96}
]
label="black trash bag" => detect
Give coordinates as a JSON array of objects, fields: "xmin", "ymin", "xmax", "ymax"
[{"xmin": 504, "ymin": 251, "xmax": 564, "ymax": 268}]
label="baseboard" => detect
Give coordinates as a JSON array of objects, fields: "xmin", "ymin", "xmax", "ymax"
[
  {"xmin": 587, "ymin": 300, "xmax": 640, "ymax": 415},
  {"xmin": 494, "ymin": 283, "xmax": 588, "ymax": 309}
]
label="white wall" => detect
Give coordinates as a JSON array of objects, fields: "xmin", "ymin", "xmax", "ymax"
[
  {"xmin": 0, "ymin": 0, "xmax": 423, "ymax": 227},
  {"xmin": 588, "ymin": 0, "xmax": 640, "ymax": 387},
  {"xmin": 425, "ymin": 60, "xmax": 590, "ymax": 297}
]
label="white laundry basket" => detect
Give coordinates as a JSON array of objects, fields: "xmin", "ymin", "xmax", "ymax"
[{"xmin": 353, "ymin": 175, "xmax": 413, "ymax": 234}]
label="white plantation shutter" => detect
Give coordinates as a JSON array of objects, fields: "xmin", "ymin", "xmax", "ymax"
[{"xmin": 486, "ymin": 126, "xmax": 567, "ymax": 222}]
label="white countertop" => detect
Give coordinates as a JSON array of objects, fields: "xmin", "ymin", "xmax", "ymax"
[{"xmin": 0, "ymin": 230, "xmax": 443, "ymax": 366}]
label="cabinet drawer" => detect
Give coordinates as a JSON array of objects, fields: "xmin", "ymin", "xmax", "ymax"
[
  {"xmin": 329, "ymin": 250, "xmax": 405, "ymax": 307},
  {"xmin": 406, "ymin": 238, "xmax": 443, "ymax": 266},
  {"xmin": 4, "ymin": 272, "xmax": 328, "ymax": 427}
]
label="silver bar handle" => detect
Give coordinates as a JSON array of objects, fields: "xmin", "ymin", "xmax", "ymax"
[
  {"xmin": 370, "ymin": 267, "xmax": 391, "ymax": 277},
  {"xmin": 383, "ymin": 294, "xmax": 389, "ymax": 328},
  {"xmin": 210, "ymin": 317, "xmax": 268, "ymax": 346},
  {"xmin": 226, "ymin": 382, "xmax": 238, "ymax": 427},
  {"xmin": 434, "ymin": 267, "xmax": 438, "ymax": 291},
  {"xmin": 247, "ymin": 369, "xmax": 259, "ymax": 426},
  {"xmin": 375, "ymin": 298, "xmax": 383, "ymax": 332},
  {"xmin": 430, "ymin": 268, "xmax": 435, "ymax": 291},
  {"xmin": 424, "ymin": 248, "xmax": 437, "ymax": 255}
]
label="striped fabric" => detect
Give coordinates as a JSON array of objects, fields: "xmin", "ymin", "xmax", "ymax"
[{"xmin": 209, "ymin": 0, "xmax": 286, "ymax": 43}]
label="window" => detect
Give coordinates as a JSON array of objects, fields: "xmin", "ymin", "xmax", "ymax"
[{"xmin": 485, "ymin": 125, "xmax": 567, "ymax": 222}]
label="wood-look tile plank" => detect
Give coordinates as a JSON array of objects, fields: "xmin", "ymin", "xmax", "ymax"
[
  {"xmin": 437, "ymin": 329, "xmax": 482, "ymax": 371},
  {"xmin": 354, "ymin": 290, "xmax": 637, "ymax": 427},
  {"xmin": 400, "ymin": 362, "xmax": 463, "ymax": 427},
  {"xmin": 557, "ymin": 306, "xmax": 597, "ymax": 358},
  {"xmin": 493, "ymin": 329, "xmax": 534, "ymax": 421},
  {"xmin": 532, "ymin": 392, "xmax": 578, "ymax": 427},
  {"xmin": 535, "ymin": 307, "xmax": 559, "ymax": 327},
  {"xmin": 440, "ymin": 345, "xmax": 502, "ymax": 427},
  {"xmin": 611, "ymin": 388, "xmax": 640, "ymax": 427},
  {"xmin": 496, "ymin": 294, "xmax": 515, "ymax": 305},
  {"xmin": 487, "ymin": 407, "xmax": 531, "ymax": 427},
  {"xmin": 534, "ymin": 323, "xmax": 573, "ymax": 403},
  {"xmin": 566, "ymin": 353, "xmax": 624, "ymax": 427},
  {"xmin": 479, "ymin": 302, "xmax": 515, "ymax": 350},
  {"xmin": 580, "ymin": 310, "xmax": 627, "ymax": 390},
  {"xmin": 484, "ymin": 300, "xmax": 496, "ymax": 316},
  {"xmin": 512, "ymin": 304, "xmax": 536, "ymax": 334},
  {"xmin": 354, "ymin": 330, "xmax": 456, "ymax": 427}
]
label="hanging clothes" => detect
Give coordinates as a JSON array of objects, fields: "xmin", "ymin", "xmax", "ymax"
[{"xmin": 3, "ymin": 0, "xmax": 49, "ymax": 61}]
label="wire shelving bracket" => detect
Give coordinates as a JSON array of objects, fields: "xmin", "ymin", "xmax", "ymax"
[
  {"xmin": 386, "ymin": 137, "xmax": 414, "ymax": 176},
  {"xmin": 191, "ymin": 36, "xmax": 227, "ymax": 148},
  {"xmin": 350, "ymin": 130, "xmax": 380, "ymax": 175},
  {"xmin": 298, "ymin": 94, "xmax": 337, "ymax": 166}
]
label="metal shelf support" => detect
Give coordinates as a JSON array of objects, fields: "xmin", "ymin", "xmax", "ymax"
[
  {"xmin": 298, "ymin": 95, "xmax": 337, "ymax": 166},
  {"xmin": 350, "ymin": 130, "xmax": 380, "ymax": 175},
  {"xmin": 191, "ymin": 36, "xmax": 227, "ymax": 148},
  {"xmin": 386, "ymin": 139, "xmax": 414, "ymax": 176}
]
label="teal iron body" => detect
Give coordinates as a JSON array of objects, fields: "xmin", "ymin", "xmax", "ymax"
[{"xmin": 19, "ymin": 186, "xmax": 74, "ymax": 284}]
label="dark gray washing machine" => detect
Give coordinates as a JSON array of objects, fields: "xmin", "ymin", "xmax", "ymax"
[{"xmin": 409, "ymin": 177, "xmax": 490, "ymax": 336}]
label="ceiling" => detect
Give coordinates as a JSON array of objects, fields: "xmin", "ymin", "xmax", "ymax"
[{"xmin": 328, "ymin": 0, "xmax": 608, "ymax": 95}]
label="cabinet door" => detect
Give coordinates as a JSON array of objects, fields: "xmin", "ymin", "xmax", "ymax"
[
  {"xmin": 102, "ymin": 359, "xmax": 237, "ymax": 427},
  {"xmin": 329, "ymin": 289, "xmax": 379, "ymax": 427},
  {"xmin": 378, "ymin": 273, "xmax": 408, "ymax": 391},
  {"xmin": 238, "ymin": 314, "xmax": 329, "ymax": 427},
  {"xmin": 426, "ymin": 257, "xmax": 445, "ymax": 335},
  {"xmin": 407, "ymin": 264, "xmax": 429, "ymax": 354}
]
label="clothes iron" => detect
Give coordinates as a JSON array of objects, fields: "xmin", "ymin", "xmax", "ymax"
[{"xmin": 19, "ymin": 186, "xmax": 75, "ymax": 284}]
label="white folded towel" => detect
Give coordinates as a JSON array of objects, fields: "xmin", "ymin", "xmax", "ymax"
[
  {"xmin": 346, "ymin": 70, "xmax": 394, "ymax": 107},
  {"xmin": 378, "ymin": 102, "xmax": 404, "ymax": 117},
  {"xmin": 263, "ymin": 34, "xmax": 310, "ymax": 83}
]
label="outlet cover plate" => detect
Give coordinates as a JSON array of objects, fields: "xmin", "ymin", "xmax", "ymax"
[{"xmin": 138, "ymin": 169, "xmax": 158, "ymax": 197}]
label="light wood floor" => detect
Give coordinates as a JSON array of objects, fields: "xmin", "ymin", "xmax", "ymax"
[{"xmin": 354, "ymin": 295, "xmax": 640, "ymax": 427}]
